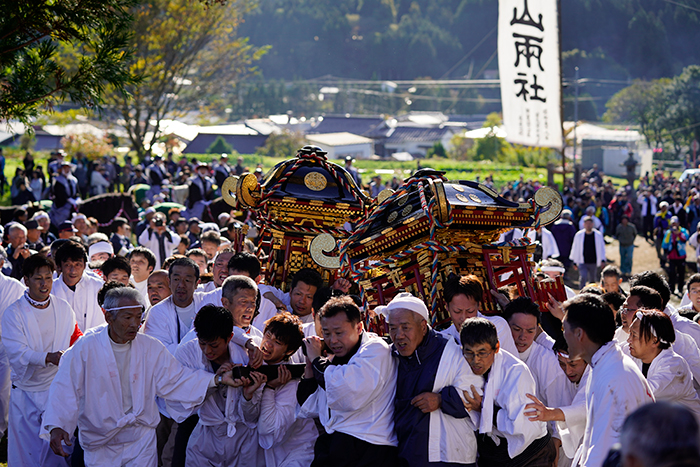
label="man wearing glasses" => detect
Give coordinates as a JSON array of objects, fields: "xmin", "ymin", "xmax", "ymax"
[{"xmin": 460, "ymin": 318, "xmax": 555, "ymax": 467}]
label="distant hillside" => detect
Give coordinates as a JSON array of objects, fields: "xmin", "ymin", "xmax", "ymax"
[{"xmin": 238, "ymin": 0, "xmax": 700, "ymax": 119}]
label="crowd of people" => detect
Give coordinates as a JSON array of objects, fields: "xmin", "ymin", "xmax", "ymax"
[{"xmin": 0, "ymin": 153, "xmax": 698, "ymax": 467}]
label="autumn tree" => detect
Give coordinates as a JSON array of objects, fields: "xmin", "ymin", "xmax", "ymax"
[
  {"xmin": 111, "ymin": 0, "xmax": 266, "ymax": 160},
  {"xmin": 0, "ymin": 0, "xmax": 136, "ymax": 126}
]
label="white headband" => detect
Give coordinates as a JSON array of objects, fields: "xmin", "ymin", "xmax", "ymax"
[
  {"xmin": 540, "ymin": 266, "xmax": 566, "ymax": 273},
  {"xmin": 104, "ymin": 305, "xmax": 145, "ymax": 313}
]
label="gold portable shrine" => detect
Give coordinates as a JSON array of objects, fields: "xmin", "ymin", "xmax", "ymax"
[
  {"xmin": 339, "ymin": 169, "xmax": 564, "ymax": 330},
  {"xmin": 226, "ymin": 146, "xmax": 368, "ymax": 291}
]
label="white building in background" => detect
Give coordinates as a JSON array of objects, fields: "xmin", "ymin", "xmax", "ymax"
[{"xmin": 305, "ymin": 132, "xmax": 374, "ymax": 160}]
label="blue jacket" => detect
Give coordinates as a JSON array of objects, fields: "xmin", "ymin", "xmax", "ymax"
[{"xmin": 393, "ymin": 329, "xmax": 469, "ymax": 466}]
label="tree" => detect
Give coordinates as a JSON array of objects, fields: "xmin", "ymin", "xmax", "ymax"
[
  {"xmin": 603, "ymin": 78, "xmax": 671, "ymax": 149},
  {"xmin": 110, "ymin": 0, "xmax": 266, "ymax": 160},
  {"xmin": 207, "ymin": 136, "xmax": 234, "ymax": 154},
  {"xmin": 0, "ymin": 0, "xmax": 136, "ymax": 126},
  {"xmin": 255, "ymin": 131, "xmax": 305, "ymax": 159}
]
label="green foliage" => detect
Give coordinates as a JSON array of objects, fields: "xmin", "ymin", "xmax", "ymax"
[
  {"xmin": 108, "ymin": 0, "xmax": 266, "ymax": 160},
  {"xmin": 207, "ymin": 136, "xmax": 234, "ymax": 154},
  {"xmin": 447, "ymin": 134, "xmax": 472, "ymax": 161},
  {"xmin": 604, "ymin": 66, "xmax": 700, "ymax": 158},
  {"xmin": 61, "ymin": 133, "xmax": 113, "ymax": 160},
  {"xmin": 255, "ymin": 131, "xmax": 305, "ymax": 159},
  {"xmin": 0, "ymin": 0, "xmax": 137, "ymax": 127},
  {"xmin": 19, "ymin": 133, "xmax": 35, "ymax": 151},
  {"xmin": 426, "ymin": 142, "xmax": 446, "ymax": 159}
]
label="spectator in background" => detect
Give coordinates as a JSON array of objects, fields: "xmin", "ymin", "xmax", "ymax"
[
  {"xmin": 110, "ymin": 217, "xmax": 133, "ymax": 257},
  {"xmin": 663, "ymin": 216, "xmax": 689, "ymax": 296},
  {"xmin": 0, "ymin": 147, "xmax": 6, "ymax": 195},
  {"xmin": 578, "ymin": 206, "xmax": 603, "ymax": 232},
  {"xmin": 130, "ymin": 166, "xmax": 148, "ymax": 186},
  {"xmin": 670, "ymin": 196, "xmax": 687, "ymax": 228},
  {"xmin": 344, "ymin": 156, "xmax": 362, "ymax": 186},
  {"xmin": 90, "ymin": 163, "xmax": 110, "ymax": 196},
  {"xmin": 550, "ymin": 209, "xmax": 577, "ymax": 275},
  {"xmin": 637, "ymin": 189, "xmax": 658, "ymax": 242},
  {"xmin": 234, "ymin": 156, "xmax": 245, "ymax": 176},
  {"xmin": 22, "ymin": 151, "xmax": 34, "ymax": 174},
  {"xmin": 370, "ymin": 175, "xmax": 385, "ymax": 198},
  {"xmin": 654, "ymin": 201, "xmax": 672, "ymax": 262},
  {"xmin": 570, "ymin": 216, "xmax": 607, "ymax": 289},
  {"xmin": 29, "ymin": 170, "xmax": 44, "ymax": 201},
  {"xmin": 615, "ymin": 215, "xmax": 638, "ymax": 280}
]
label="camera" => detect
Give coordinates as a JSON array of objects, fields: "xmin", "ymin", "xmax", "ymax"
[{"xmin": 154, "ymin": 218, "xmax": 164, "ymax": 227}]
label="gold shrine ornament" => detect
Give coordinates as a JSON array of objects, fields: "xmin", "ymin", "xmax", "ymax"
[
  {"xmin": 221, "ymin": 176, "xmax": 238, "ymax": 207},
  {"xmin": 310, "ymin": 233, "xmax": 340, "ymax": 269},
  {"xmin": 304, "ymin": 172, "xmax": 328, "ymax": 191}
]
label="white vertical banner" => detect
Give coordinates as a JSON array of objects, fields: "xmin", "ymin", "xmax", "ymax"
[{"xmin": 498, "ymin": 0, "xmax": 563, "ymax": 150}]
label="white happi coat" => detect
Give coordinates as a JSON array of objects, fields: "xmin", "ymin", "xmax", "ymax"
[
  {"xmin": 574, "ymin": 342, "xmax": 654, "ymax": 467},
  {"xmin": 0, "ymin": 274, "xmax": 25, "ymax": 435},
  {"xmin": 569, "ymin": 229, "xmax": 606, "ymax": 267},
  {"xmin": 40, "ymin": 326, "xmax": 213, "ymax": 467},
  {"xmin": 252, "ymin": 295, "xmax": 282, "ymax": 332},
  {"xmin": 618, "ymin": 326, "xmax": 700, "ymax": 391},
  {"xmin": 665, "ymin": 304, "xmax": 700, "ymax": 349},
  {"xmin": 439, "ymin": 312, "xmax": 519, "ymax": 356},
  {"xmin": 258, "ymin": 379, "xmax": 318, "ymax": 467},
  {"xmin": 476, "ymin": 349, "xmax": 548, "ymax": 459},
  {"xmin": 298, "ymin": 332, "xmax": 399, "ymax": 447},
  {"xmin": 52, "ymin": 272, "xmax": 105, "ymax": 332},
  {"xmin": 519, "ymin": 341, "xmax": 571, "ymax": 438},
  {"xmin": 556, "ymin": 366, "xmax": 591, "ymax": 461},
  {"xmin": 3, "ymin": 295, "xmax": 76, "ymax": 467},
  {"xmin": 645, "ymin": 348, "xmax": 700, "ymax": 422},
  {"xmin": 426, "ymin": 337, "xmax": 484, "ymax": 464},
  {"xmin": 171, "ymin": 332, "xmax": 263, "ymax": 467},
  {"xmin": 142, "ymin": 289, "xmax": 222, "ymax": 355}
]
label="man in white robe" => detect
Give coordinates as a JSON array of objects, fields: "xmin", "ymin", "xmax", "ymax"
[
  {"xmin": 51, "ymin": 240, "xmax": 106, "ymax": 332},
  {"xmin": 0, "ymin": 250, "xmax": 25, "ymax": 437},
  {"xmin": 255, "ymin": 313, "xmax": 317, "ymax": 467},
  {"xmin": 620, "ymin": 284, "xmax": 700, "ymax": 389},
  {"xmin": 460, "ymin": 318, "xmax": 556, "ymax": 466},
  {"xmin": 626, "ymin": 310, "xmax": 700, "ymax": 422},
  {"xmin": 41, "ymin": 287, "xmax": 229, "ymax": 467},
  {"xmin": 129, "ymin": 247, "xmax": 156, "ymax": 306},
  {"xmin": 298, "ymin": 296, "xmax": 399, "ymax": 466},
  {"xmin": 169, "ymin": 303, "xmax": 265, "ymax": 467},
  {"xmin": 142, "ymin": 256, "xmax": 222, "ymax": 465},
  {"xmin": 524, "ymin": 341, "xmax": 591, "ymax": 467},
  {"xmin": 227, "ymin": 252, "xmax": 279, "ymax": 332},
  {"xmin": 439, "ymin": 273, "xmax": 518, "ymax": 355},
  {"xmin": 260, "ymin": 268, "xmax": 325, "ymax": 325},
  {"xmin": 562, "ymin": 293, "xmax": 653, "ymax": 467},
  {"xmin": 3, "ymin": 254, "xmax": 78, "ymax": 467},
  {"xmin": 502, "ymin": 297, "xmax": 570, "ymax": 462}
]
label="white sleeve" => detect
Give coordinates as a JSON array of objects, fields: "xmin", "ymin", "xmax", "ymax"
[
  {"xmin": 257, "ymin": 382, "xmax": 299, "ymax": 449},
  {"xmin": 39, "ymin": 345, "xmax": 82, "ymax": 440},
  {"xmin": 324, "ymin": 342, "xmax": 393, "ymax": 413},
  {"xmin": 2, "ymin": 304, "xmax": 47, "ymax": 382},
  {"xmin": 142, "ymin": 303, "xmax": 179, "ymax": 355}
]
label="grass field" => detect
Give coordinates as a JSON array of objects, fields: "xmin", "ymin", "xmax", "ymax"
[{"xmin": 0, "ymin": 148, "xmax": 653, "ymax": 207}]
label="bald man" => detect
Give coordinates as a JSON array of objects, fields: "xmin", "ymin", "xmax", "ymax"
[{"xmin": 147, "ymin": 271, "xmax": 171, "ymax": 308}]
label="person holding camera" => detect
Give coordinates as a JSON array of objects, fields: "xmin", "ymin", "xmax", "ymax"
[
  {"xmin": 662, "ymin": 216, "xmax": 689, "ymax": 296},
  {"xmin": 138, "ymin": 212, "xmax": 181, "ymax": 269},
  {"xmin": 6, "ymin": 224, "xmax": 34, "ymax": 280}
]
